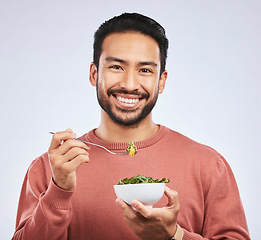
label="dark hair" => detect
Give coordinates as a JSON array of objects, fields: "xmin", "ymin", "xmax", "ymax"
[{"xmin": 93, "ymin": 12, "xmax": 168, "ymax": 75}]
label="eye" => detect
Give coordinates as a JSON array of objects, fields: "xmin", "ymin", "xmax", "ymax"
[
  {"xmin": 140, "ymin": 68, "xmax": 153, "ymax": 73},
  {"xmin": 109, "ymin": 65, "xmax": 123, "ymax": 70}
]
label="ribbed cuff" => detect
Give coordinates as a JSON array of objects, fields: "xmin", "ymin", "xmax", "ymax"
[
  {"xmin": 173, "ymin": 224, "xmax": 184, "ymax": 240},
  {"xmin": 41, "ymin": 179, "xmax": 74, "ymax": 210}
]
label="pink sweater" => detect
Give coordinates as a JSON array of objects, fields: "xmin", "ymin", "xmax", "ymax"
[{"xmin": 13, "ymin": 125, "xmax": 250, "ymax": 239}]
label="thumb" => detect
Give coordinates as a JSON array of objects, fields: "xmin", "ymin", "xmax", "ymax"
[{"xmin": 164, "ymin": 187, "xmax": 179, "ymax": 208}]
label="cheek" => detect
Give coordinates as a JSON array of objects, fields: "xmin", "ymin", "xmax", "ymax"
[
  {"xmin": 98, "ymin": 71, "xmax": 120, "ymax": 91},
  {"xmin": 97, "ymin": 73, "xmax": 109, "ymax": 94},
  {"xmin": 142, "ymin": 79, "xmax": 159, "ymax": 97}
]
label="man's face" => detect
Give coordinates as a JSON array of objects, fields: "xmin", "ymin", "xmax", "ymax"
[{"xmin": 90, "ymin": 32, "xmax": 167, "ymax": 127}]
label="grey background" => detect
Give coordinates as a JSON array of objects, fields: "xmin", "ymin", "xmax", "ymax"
[{"xmin": 0, "ymin": 0, "xmax": 260, "ymax": 239}]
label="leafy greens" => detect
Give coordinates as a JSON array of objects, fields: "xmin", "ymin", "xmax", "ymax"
[{"xmin": 117, "ymin": 175, "xmax": 170, "ymax": 185}]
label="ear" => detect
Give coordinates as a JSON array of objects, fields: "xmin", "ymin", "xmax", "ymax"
[
  {"xmin": 89, "ymin": 62, "xmax": 98, "ymax": 86},
  {"xmin": 158, "ymin": 70, "xmax": 167, "ymax": 94}
]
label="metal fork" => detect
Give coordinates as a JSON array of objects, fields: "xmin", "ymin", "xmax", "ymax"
[{"xmin": 49, "ymin": 132, "xmax": 129, "ymax": 155}]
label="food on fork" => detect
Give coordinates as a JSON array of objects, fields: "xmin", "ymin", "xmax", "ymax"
[{"xmin": 126, "ymin": 141, "xmax": 137, "ymax": 156}]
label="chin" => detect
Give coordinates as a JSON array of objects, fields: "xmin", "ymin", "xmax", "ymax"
[{"xmin": 112, "ymin": 117, "xmax": 141, "ymax": 127}]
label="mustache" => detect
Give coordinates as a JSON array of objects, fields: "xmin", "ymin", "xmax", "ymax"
[{"xmin": 107, "ymin": 88, "xmax": 149, "ymax": 100}]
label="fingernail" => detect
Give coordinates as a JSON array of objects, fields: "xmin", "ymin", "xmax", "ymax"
[
  {"xmin": 84, "ymin": 144, "xmax": 90, "ymax": 150},
  {"xmin": 116, "ymin": 198, "xmax": 122, "ymax": 206},
  {"xmin": 132, "ymin": 203, "xmax": 137, "ymax": 208},
  {"xmin": 165, "ymin": 186, "xmax": 171, "ymax": 192},
  {"xmin": 131, "ymin": 200, "xmax": 138, "ymax": 208}
]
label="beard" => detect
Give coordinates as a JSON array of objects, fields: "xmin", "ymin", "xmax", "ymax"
[{"xmin": 96, "ymin": 84, "xmax": 159, "ymax": 127}]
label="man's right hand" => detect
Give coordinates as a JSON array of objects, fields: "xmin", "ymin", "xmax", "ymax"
[{"xmin": 48, "ymin": 129, "xmax": 90, "ymax": 191}]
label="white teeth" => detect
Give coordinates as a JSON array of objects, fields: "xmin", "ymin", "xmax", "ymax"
[{"xmin": 117, "ymin": 96, "xmax": 139, "ymax": 104}]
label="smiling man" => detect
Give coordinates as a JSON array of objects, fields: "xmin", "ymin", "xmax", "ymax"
[
  {"xmin": 90, "ymin": 32, "xmax": 167, "ymax": 140},
  {"xmin": 13, "ymin": 13, "xmax": 250, "ymax": 240}
]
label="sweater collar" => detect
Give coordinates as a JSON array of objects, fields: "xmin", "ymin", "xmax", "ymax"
[{"xmin": 81, "ymin": 124, "xmax": 168, "ymax": 151}]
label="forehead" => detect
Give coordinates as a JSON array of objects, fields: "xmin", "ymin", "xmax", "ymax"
[{"xmin": 100, "ymin": 32, "xmax": 161, "ymax": 64}]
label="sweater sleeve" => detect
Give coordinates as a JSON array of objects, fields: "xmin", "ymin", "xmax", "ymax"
[
  {"xmin": 181, "ymin": 155, "xmax": 250, "ymax": 240},
  {"xmin": 12, "ymin": 155, "xmax": 74, "ymax": 240}
]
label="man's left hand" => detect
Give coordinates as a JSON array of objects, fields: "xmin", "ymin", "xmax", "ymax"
[{"xmin": 116, "ymin": 187, "xmax": 179, "ymax": 240}]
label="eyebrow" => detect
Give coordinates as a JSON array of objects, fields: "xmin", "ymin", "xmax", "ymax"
[
  {"xmin": 138, "ymin": 61, "xmax": 158, "ymax": 67},
  {"xmin": 105, "ymin": 56, "xmax": 158, "ymax": 67},
  {"xmin": 105, "ymin": 56, "xmax": 126, "ymax": 63}
]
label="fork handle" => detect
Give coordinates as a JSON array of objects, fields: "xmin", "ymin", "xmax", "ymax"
[{"xmin": 49, "ymin": 132, "xmax": 128, "ymax": 155}]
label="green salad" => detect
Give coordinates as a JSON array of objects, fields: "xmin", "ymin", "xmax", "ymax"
[{"xmin": 117, "ymin": 174, "xmax": 170, "ymax": 185}]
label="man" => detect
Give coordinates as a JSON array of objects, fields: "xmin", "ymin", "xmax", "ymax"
[{"xmin": 13, "ymin": 13, "xmax": 250, "ymax": 240}]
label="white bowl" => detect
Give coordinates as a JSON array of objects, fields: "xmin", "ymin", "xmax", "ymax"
[{"xmin": 114, "ymin": 183, "xmax": 166, "ymax": 208}]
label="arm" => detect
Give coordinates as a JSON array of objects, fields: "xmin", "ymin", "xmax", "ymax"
[
  {"xmin": 198, "ymin": 155, "xmax": 250, "ymax": 239},
  {"xmin": 116, "ymin": 155, "xmax": 250, "ymax": 240},
  {"xmin": 12, "ymin": 174, "xmax": 74, "ymax": 240},
  {"xmin": 12, "ymin": 129, "xmax": 90, "ymax": 239},
  {"xmin": 181, "ymin": 155, "xmax": 250, "ymax": 239}
]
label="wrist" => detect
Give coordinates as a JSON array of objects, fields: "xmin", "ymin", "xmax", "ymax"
[
  {"xmin": 166, "ymin": 224, "xmax": 184, "ymax": 240},
  {"xmin": 52, "ymin": 176, "xmax": 75, "ymax": 191}
]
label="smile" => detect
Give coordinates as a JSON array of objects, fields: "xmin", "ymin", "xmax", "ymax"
[{"xmin": 116, "ymin": 96, "xmax": 139, "ymax": 104}]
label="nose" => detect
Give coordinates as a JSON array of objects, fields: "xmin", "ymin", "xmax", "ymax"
[{"xmin": 119, "ymin": 70, "xmax": 140, "ymax": 91}]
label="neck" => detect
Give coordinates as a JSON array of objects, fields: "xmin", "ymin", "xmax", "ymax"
[{"xmin": 94, "ymin": 110, "xmax": 159, "ymax": 142}]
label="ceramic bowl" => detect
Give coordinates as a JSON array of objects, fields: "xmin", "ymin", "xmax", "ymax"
[{"xmin": 114, "ymin": 183, "xmax": 166, "ymax": 208}]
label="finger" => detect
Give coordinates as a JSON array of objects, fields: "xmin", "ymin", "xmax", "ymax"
[
  {"xmin": 116, "ymin": 198, "xmax": 138, "ymax": 219},
  {"xmin": 164, "ymin": 187, "xmax": 179, "ymax": 208},
  {"xmin": 63, "ymin": 147, "xmax": 89, "ymax": 162},
  {"xmin": 48, "ymin": 129, "xmax": 76, "ymax": 152},
  {"xmin": 131, "ymin": 200, "xmax": 153, "ymax": 218},
  {"xmin": 56, "ymin": 139, "xmax": 90, "ymax": 156},
  {"xmin": 64, "ymin": 152, "xmax": 90, "ymax": 170},
  {"xmin": 116, "ymin": 198, "xmax": 128, "ymax": 211},
  {"xmin": 116, "ymin": 198, "xmax": 134, "ymax": 212}
]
